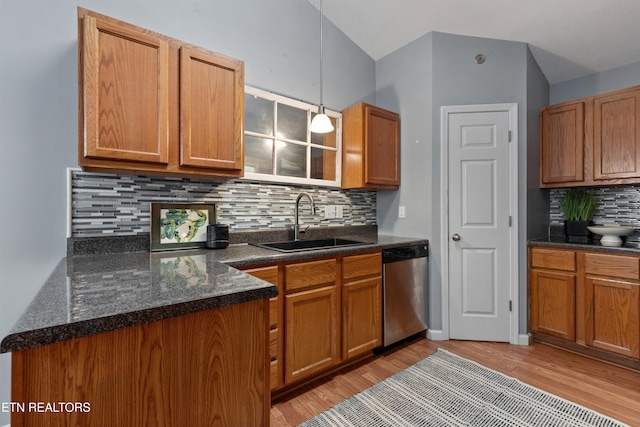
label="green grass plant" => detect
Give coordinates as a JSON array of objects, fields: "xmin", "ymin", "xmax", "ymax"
[{"xmin": 559, "ymin": 188, "xmax": 598, "ymax": 221}]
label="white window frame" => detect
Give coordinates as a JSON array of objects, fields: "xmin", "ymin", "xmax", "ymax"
[{"xmin": 243, "ymin": 86, "xmax": 342, "ymax": 187}]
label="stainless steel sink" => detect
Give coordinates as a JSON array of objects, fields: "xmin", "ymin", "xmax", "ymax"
[{"xmin": 252, "ymin": 238, "xmax": 371, "ymax": 252}]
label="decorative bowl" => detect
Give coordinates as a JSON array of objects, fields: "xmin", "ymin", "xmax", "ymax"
[{"xmin": 586, "ymin": 226, "xmax": 635, "ymax": 247}]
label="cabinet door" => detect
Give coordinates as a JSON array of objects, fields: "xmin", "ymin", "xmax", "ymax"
[
  {"xmin": 342, "ymin": 276, "xmax": 382, "ymax": 360},
  {"xmin": 585, "ymin": 277, "xmax": 640, "ymax": 358},
  {"xmin": 180, "ymin": 46, "xmax": 244, "ymax": 171},
  {"xmin": 365, "ymin": 105, "xmax": 400, "ymax": 187},
  {"xmin": 540, "ymin": 102, "xmax": 584, "ymax": 185},
  {"xmin": 530, "ymin": 270, "xmax": 576, "ymax": 340},
  {"xmin": 284, "ymin": 285, "xmax": 339, "ymax": 384},
  {"xmin": 81, "ymin": 15, "xmax": 169, "ymax": 164},
  {"xmin": 594, "ymin": 89, "xmax": 640, "ymax": 180}
]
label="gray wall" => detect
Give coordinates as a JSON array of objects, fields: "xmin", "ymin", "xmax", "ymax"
[
  {"xmin": 525, "ymin": 47, "xmax": 551, "ymax": 332},
  {"xmin": 376, "ymin": 31, "xmax": 546, "ymax": 335},
  {"xmin": 376, "ymin": 35, "xmax": 433, "ymax": 238},
  {"xmin": 0, "ymin": 1, "xmax": 375, "ymax": 423},
  {"xmin": 431, "ymin": 32, "xmax": 528, "ymax": 334},
  {"xmin": 550, "ymin": 59, "xmax": 640, "ymax": 104},
  {"xmin": 375, "ymin": 33, "xmax": 434, "ymax": 328}
]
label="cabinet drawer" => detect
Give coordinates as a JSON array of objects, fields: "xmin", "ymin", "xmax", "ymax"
[
  {"xmin": 530, "ymin": 248, "xmax": 576, "ymax": 272},
  {"xmin": 285, "ymin": 259, "xmax": 336, "ymax": 291},
  {"xmin": 269, "ymin": 297, "xmax": 278, "ymax": 328},
  {"xmin": 342, "ymin": 252, "xmax": 382, "ymax": 280},
  {"xmin": 270, "ymin": 359, "xmax": 279, "ymax": 391},
  {"xmin": 243, "ymin": 265, "xmax": 278, "ymax": 284},
  {"xmin": 269, "ymin": 328, "xmax": 278, "ymax": 361},
  {"xmin": 584, "ymin": 253, "xmax": 640, "ymax": 280}
]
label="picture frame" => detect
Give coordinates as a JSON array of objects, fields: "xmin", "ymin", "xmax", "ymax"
[{"xmin": 150, "ymin": 203, "xmax": 216, "ymax": 252}]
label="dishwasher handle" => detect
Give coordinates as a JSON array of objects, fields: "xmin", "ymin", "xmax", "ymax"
[{"xmin": 382, "ymin": 244, "xmax": 428, "ymax": 263}]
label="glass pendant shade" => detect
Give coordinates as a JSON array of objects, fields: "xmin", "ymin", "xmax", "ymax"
[{"xmin": 310, "ymin": 105, "xmax": 334, "ymax": 133}]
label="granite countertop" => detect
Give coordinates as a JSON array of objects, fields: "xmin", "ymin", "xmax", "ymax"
[
  {"xmin": 529, "ymin": 236, "xmax": 640, "ymax": 255},
  {"xmin": 1, "ymin": 233, "xmax": 427, "ymax": 353}
]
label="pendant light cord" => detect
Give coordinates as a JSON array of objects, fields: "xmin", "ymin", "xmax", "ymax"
[{"xmin": 319, "ymin": 0, "xmax": 324, "ymax": 111}]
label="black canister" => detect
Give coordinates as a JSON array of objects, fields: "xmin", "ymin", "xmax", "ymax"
[{"xmin": 206, "ymin": 224, "xmax": 229, "ymax": 249}]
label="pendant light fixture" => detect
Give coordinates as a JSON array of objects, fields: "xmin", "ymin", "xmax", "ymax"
[{"xmin": 310, "ymin": 0, "xmax": 334, "ymax": 134}]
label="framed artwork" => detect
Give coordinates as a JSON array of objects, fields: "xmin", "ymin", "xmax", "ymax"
[{"xmin": 150, "ymin": 203, "xmax": 216, "ymax": 251}]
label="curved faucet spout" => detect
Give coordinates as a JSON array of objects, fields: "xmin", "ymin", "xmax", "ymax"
[{"xmin": 294, "ymin": 192, "xmax": 316, "ymax": 241}]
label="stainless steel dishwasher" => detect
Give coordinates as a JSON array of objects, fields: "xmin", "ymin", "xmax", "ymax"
[{"xmin": 382, "ymin": 243, "xmax": 428, "ymax": 347}]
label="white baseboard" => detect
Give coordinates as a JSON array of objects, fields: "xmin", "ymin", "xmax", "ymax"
[
  {"xmin": 427, "ymin": 329, "xmax": 447, "ymax": 341},
  {"xmin": 427, "ymin": 330, "xmax": 531, "ymax": 345},
  {"xmin": 518, "ymin": 333, "xmax": 533, "ymax": 345}
]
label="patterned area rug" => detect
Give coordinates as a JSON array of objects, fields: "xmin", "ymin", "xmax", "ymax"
[{"xmin": 298, "ymin": 349, "xmax": 628, "ymax": 427}]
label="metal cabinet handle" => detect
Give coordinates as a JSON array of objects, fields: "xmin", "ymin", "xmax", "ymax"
[{"xmin": 452, "ymin": 234, "xmax": 461, "ymax": 241}]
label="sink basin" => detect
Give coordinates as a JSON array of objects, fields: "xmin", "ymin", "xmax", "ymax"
[{"xmin": 253, "ymin": 238, "xmax": 371, "ymax": 252}]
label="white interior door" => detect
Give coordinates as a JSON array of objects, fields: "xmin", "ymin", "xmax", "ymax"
[{"xmin": 447, "ymin": 107, "xmax": 514, "ymax": 342}]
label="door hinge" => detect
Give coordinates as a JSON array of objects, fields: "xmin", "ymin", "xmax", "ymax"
[
  {"xmin": 509, "ymin": 300, "xmax": 513, "ymax": 312},
  {"xmin": 508, "ymin": 130, "xmax": 512, "ymax": 142},
  {"xmin": 509, "ymin": 215, "xmax": 512, "ymax": 227}
]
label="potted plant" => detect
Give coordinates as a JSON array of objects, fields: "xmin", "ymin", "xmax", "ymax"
[{"xmin": 559, "ymin": 188, "xmax": 598, "ymax": 242}]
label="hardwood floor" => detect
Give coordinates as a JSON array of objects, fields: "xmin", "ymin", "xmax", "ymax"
[{"xmin": 270, "ymin": 338, "xmax": 640, "ymax": 426}]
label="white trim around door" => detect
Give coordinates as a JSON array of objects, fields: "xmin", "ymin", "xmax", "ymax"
[{"xmin": 439, "ymin": 103, "xmax": 520, "ymax": 345}]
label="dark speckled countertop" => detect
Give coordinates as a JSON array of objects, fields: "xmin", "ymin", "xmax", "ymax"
[
  {"xmin": 1, "ymin": 233, "xmax": 427, "ymax": 353},
  {"xmin": 529, "ymin": 236, "xmax": 640, "ymax": 255}
]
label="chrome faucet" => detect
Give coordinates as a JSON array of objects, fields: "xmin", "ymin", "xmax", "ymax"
[{"xmin": 294, "ymin": 192, "xmax": 316, "ymax": 241}]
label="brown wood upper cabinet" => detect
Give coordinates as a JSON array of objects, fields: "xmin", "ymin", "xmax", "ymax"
[
  {"xmin": 593, "ymin": 88, "xmax": 640, "ymax": 180},
  {"xmin": 540, "ymin": 84, "xmax": 640, "ymax": 188},
  {"xmin": 78, "ymin": 8, "xmax": 244, "ymax": 179},
  {"xmin": 540, "ymin": 101, "xmax": 585, "ymax": 185},
  {"xmin": 342, "ymin": 103, "xmax": 400, "ymax": 189}
]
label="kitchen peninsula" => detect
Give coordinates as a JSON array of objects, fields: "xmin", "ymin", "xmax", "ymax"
[
  {"xmin": 1, "ymin": 233, "xmax": 427, "ymax": 426},
  {"xmin": 1, "ymin": 249, "xmax": 278, "ymax": 426}
]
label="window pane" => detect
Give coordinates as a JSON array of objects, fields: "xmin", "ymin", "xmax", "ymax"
[
  {"xmin": 311, "ymin": 115, "xmax": 337, "ymax": 146},
  {"xmin": 277, "ymin": 104, "xmax": 307, "ymax": 142},
  {"xmin": 245, "ymin": 135, "xmax": 273, "ymax": 174},
  {"xmin": 276, "ymin": 142, "xmax": 306, "ymax": 178},
  {"xmin": 311, "ymin": 147, "xmax": 336, "ymax": 180},
  {"xmin": 245, "ymin": 94, "xmax": 274, "ymax": 135}
]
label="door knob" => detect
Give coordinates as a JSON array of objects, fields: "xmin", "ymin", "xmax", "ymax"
[{"xmin": 452, "ymin": 233, "xmax": 461, "ymax": 241}]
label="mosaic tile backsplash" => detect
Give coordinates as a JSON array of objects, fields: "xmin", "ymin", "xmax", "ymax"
[
  {"xmin": 70, "ymin": 169, "xmax": 377, "ymax": 238},
  {"xmin": 550, "ymin": 187, "xmax": 640, "ymax": 242}
]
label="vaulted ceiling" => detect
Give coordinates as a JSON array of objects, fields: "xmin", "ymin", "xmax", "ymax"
[{"xmin": 312, "ymin": 0, "xmax": 640, "ymax": 84}]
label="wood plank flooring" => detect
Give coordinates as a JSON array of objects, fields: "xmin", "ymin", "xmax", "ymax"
[{"xmin": 270, "ymin": 338, "xmax": 640, "ymax": 426}]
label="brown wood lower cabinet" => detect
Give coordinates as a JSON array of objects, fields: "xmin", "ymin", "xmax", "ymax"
[
  {"xmin": 243, "ymin": 250, "xmax": 383, "ymax": 394},
  {"xmin": 529, "ymin": 246, "xmax": 640, "ymax": 366},
  {"xmin": 342, "ymin": 252, "xmax": 382, "ymax": 360},
  {"xmin": 530, "ymin": 269, "xmax": 576, "ymax": 341},
  {"xmin": 584, "ymin": 277, "xmax": 640, "ymax": 358},
  {"xmin": 11, "ymin": 300, "xmax": 269, "ymax": 426},
  {"xmin": 285, "ymin": 285, "xmax": 339, "ymax": 383},
  {"xmin": 243, "ymin": 265, "xmax": 283, "ymax": 391}
]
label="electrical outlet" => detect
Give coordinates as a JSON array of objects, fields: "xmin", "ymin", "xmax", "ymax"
[
  {"xmin": 399, "ymin": 206, "xmax": 406, "ymax": 218},
  {"xmin": 335, "ymin": 205, "xmax": 343, "ymax": 219},
  {"xmin": 325, "ymin": 205, "xmax": 336, "ymax": 219}
]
